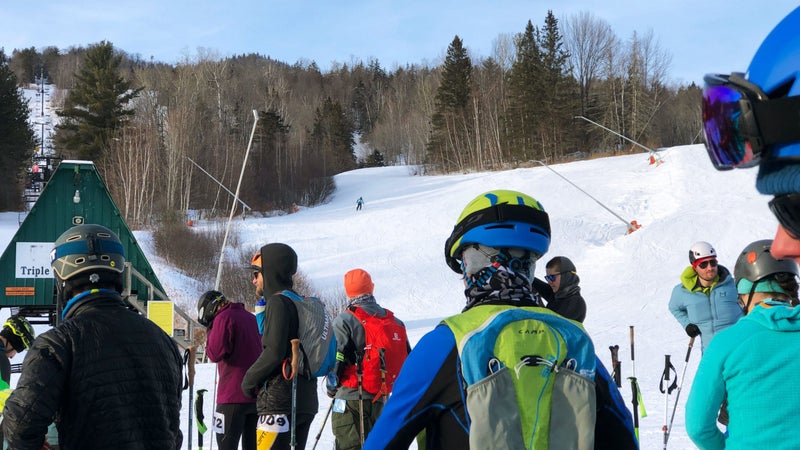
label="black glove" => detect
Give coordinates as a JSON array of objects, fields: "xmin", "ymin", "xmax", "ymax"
[{"xmin": 685, "ymin": 323, "xmax": 701, "ymax": 338}]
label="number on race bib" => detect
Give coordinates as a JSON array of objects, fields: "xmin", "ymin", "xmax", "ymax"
[
  {"xmin": 257, "ymin": 414, "xmax": 289, "ymax": 433},
  {"xmin": 212, "ymin": 411, "xmax": 225, "ymax": 434}
]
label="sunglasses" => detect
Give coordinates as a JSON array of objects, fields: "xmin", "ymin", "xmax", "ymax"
[
  {"xmin": 769, "ymin": 193, "xmax": 800, "ymax": 238},
  {"xmin": 544, "ymin": 272, "xmax": 564, "ymax": 283},
  {"xmin": 697, "ymin": 259, "xmax": 718, "ymax": 269},
  {"xmin": 702, "ymin": 73, "xmax": 800, "ymax": 170}
]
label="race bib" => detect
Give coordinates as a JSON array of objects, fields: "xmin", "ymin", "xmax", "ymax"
[
  {"xmin": 212, "ymin": 411, "xmax": 225, "ymax": 434},
  {"xmin": 257, "ymin": 414, "xmax": 290, "ymax": 433}
]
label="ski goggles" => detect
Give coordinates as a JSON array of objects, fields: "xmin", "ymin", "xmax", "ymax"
[
  {"xmin": 702, "ymin": 73, "xmax": 800, "ymax": 170},
  {"xmin": 769, "ymin": 193, "xmax": 800, "ymax": 238}
]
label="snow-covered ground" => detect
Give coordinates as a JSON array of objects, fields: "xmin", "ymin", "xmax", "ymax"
[{"xmin": 0, "ymin": 141, "xmax": 776, "ymax": 449}]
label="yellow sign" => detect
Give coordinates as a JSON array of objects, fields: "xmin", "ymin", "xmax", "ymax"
[{"xmin": 147, "ymin": 301, "xmax": 174, "ymax": 336}]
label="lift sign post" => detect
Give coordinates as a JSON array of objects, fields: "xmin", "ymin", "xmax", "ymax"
[{"xmin": 16, "ymin": 242, "xmax": 52, "ymax": 278}]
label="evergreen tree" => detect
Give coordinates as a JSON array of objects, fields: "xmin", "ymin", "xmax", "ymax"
[
  {"xmin": 0, "ymin": 50, "xmax": 35, "ymax": 211},
  {"xmin": 505, "ymin": 20, "xmax": 544, "ymax": 161},
  {"xmin": 427, "ymin": 35, "xmax": 473, "ymax": 172},
  {"xmin": 310, "ymin": 97, "xmax": 356, "ymax": 176},
  {"xmin": 539, "ymin": 10, "xmax": 578, "ymax": 160},
  {"xmin": 365, "ymin": 149, "xmax": 386, "ymax": 167},
  {"xmin": 55, "ymin": 41, "xmax": 141, "ymax": 162}
]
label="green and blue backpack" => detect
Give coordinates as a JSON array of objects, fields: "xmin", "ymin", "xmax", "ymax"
[{"xmin": 444, "ymin": 304, "xmax": 597, "ymax": 450}]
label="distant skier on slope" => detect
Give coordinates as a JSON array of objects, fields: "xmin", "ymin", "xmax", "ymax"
[{"xmin": 356, "ymin": 197, "xmax": 364, "ymax": 211}]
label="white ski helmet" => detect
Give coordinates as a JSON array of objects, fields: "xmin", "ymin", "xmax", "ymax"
[{"xmin": 689, "ymin": 241, "xmax": 717, "ymax": 264}]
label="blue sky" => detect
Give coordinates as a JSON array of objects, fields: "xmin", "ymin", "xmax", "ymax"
[{"xmin": 1, "ymin": 1, "xmax": 797, "ymax": 85}]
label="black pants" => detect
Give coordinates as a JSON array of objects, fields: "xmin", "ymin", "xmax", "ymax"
[
  {"xmin": 268, "ymin": 412, "xmax": 315, "ymax": 450},
  {"xmin": 216, "ymin": 402, "xmax": 258, "ymax": 450}
]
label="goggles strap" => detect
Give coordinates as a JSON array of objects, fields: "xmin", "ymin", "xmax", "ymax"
[{"xmin": 753, "ymin": 96, "xmax": 800, "ymax": 147}]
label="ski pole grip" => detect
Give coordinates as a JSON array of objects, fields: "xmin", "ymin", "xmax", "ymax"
[
  {"xmin": 629, "ymin": 326, "xmax": 635, "ymax": 361},
  {"xmin": 290, "ymin": 338, "xmax": 301, "ymax": 379},
  {"xmin": 187, "ymin": 346, "xmax": 196, "ymax": 387},
  {"xmin": 685, "ymin": 336, "xmax": 695, "ymax": 361},
  {"xmin": 664, "ymin": 355, "xmax": 671, "ymax": 380}
]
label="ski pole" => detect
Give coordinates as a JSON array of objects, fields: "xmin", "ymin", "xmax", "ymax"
[
  {"xmin": 185, "ymin": 346, "xmax": 197, "ymax": 450},
  {"xmin": 628, "ymin": 326, "xmax": 647, "ymax": 442},
  {"xmin": 311, "ymin": 399, "xmax": 335, "ymax": 450},
  {"xmin": 289, "ymin": 339, "xmax": 301, "ymax": 450},
  {"xmin": 609, "ymin": 345, "xmax": 621, "ymax": 387},
  {"xmin": 659, "ymin": 355, "xmax": 677, "ymax": 450},
  {"xmin": 357, "ymin": 352, "xmax": 366, "ymax": 448},
  {"xmin": 666, "ymin": 336, "xmax": 695, "ymax": 445},
  {"xmin": 196, "ymin": 389, "xmax": 208, "ymax": 450}
]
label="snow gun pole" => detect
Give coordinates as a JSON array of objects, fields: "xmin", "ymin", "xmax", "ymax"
[
  {"xmin": 214, "ymin": 109, "xmax": 259, "ymax": 291},
  {"xmin": 185, "ymin": 156, "xmax": 251, "ymax": 213},
  {"xmin": 609, "ymin": 345, "xmax": 621, "ymax": 387},
  {"xmin": 574, "ymin": 115, "xmax": 658, "ymax": 155},
  {"xmin": 531, "ymin": 160, "xmax": 641, "ymax": 234},
  {"xmin": 666, "ymin": 336, "xmax": 695, "ymax": 445},
  {"xmin": 311, "ymin": 399, "xmax": 335, "ymax": 450}
]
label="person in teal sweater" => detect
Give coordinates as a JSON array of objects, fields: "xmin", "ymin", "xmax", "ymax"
[
  {"xmin": 668, "ymin": 241, "xmax": 742, "ymax": 352},
  {"xmin": 686, "ymin": 240, "xmax": 800, "ymax": 450}
]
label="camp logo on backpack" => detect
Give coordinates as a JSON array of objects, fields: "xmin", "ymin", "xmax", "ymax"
[
  {"xmin": 280, "ymin": 290, "xmax": 337, "ymax": 378},
  {"xmin": 444, "ymin": 304, "xmax": 597, "ymax": 450},
  {"xmin": 341, "ymin": 306, "xmax": 408, "ymax": 401}
]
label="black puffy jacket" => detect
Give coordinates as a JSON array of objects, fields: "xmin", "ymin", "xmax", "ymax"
[{"xmin": 2, "ymin": 292, "xmax": 183, "ymax": 450}]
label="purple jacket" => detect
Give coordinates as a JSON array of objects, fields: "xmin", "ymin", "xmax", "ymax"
[{"xmin": 206, "ymin": 302, "xmax": 262, "ymax": 404}]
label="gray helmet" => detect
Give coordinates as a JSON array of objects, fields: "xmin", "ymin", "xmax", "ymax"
[
  {"xmin": 51, "ymin": 224, "xmax": 125, "ymax": 289},
  {"xmin": 734, "ymin": 239, "xmax": 799, "ymax": 283}
]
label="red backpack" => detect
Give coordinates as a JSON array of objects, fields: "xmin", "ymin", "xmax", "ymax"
[{"xmin": 341, "ymin": 306, "xmax": 409, "ymax": 401}]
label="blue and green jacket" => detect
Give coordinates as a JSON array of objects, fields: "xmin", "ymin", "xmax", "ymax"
[
  {"xmin": 363, "ymin": 303, "xmax": 637, "ymax": 449},
  {"xmin": 686, "ymin": 300, "xmax": 800, "ymax": 449},
  {"xmin": 668, "ymin": 265, "xmax": 741, "ymax": 352}
]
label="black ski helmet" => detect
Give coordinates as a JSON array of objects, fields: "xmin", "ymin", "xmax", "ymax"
[
  {"xmin": 734, "ymin": 239, "xmax": 799, "ymax": 284},
  {"xmin": 1, "ymin": 315, "xmax": 35, "ymax": 352},
  {"xmin": 51, "ymin": 224, "xmax": 126, "ymax": 300},
  {"xmin": 197, "ymin": 290, "xmax": 226, "ymax": 328}
]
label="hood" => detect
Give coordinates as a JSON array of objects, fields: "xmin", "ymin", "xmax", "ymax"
[
  {"xmin": 259, "ymin": 243, "xmax": 297, "ymax": 296},
  {"xmin": 746, "ymin": 300, "xmax": 800, "ymax": 332},
  {"xmin": 555, "ymin": 271, "xmax": 581, "ymax": 299},
  {"xmin": 680, "ymin": 265, "xmax": 731, "ymax": 291}
]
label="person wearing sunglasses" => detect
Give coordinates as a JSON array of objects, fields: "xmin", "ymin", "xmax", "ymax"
[
  {"xmin": 701, "ymin": 6, "xmax": 800, "ymax": 265},
  {"xmin": 543, "ymin": 256, "xmax": 586, "ymax": 323},
  {"xmin": 686, "ymin": 240, "xmax": 799, "ymax": 449},
  {"xmin": 668, "ymin": 241, "xmax": 742, "ymax": 353}
]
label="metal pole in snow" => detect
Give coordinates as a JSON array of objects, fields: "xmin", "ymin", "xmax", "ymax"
[
  {"xmin": 214, "ymin": 110, "xmax": 259, "ymax": 291},
  {"xmin": 185, "ymin": 156, "xmax": 251, "ymax": 213},
  {"xmin": 574, "ymin": 115, "xmax": 658, "ymax": 155},
  {"xmin": 531, "ymin": 159, "xmax": 638, "ymax": 232}
]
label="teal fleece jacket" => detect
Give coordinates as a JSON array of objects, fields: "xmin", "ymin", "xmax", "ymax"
[{"xmin": 685, "ymin": 300, "xmax": 800, "ymax": 449}]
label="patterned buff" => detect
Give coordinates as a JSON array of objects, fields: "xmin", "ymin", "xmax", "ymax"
[{"xmin": 462, "ymin": 248, "xmax": 543, "ymax": 311}]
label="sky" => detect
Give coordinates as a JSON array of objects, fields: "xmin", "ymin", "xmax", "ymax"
[
  {"xmin": 1, "ymin": 1, "xmax": 798, "ymax": 85},
  {"xmin": 0, "ymin": 135, "xmax": 777, "ymax": 448}
]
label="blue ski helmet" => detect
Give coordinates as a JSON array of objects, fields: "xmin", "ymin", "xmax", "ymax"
[{"xmin": 444, "ymin": 190, "xmax": 550, "ymax": 273}]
